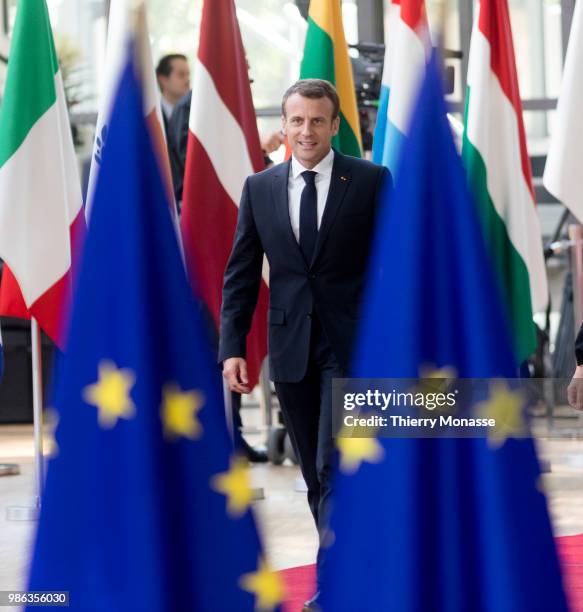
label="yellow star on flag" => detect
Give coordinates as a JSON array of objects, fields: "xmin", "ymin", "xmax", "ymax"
[
  {"xmin": 240, "ymin": 558, "xmax": 285, "ymax": 611},
  {"xmin": 161, "ymin": 384, "xmax": 205, "ymax": 440},
  {"xmin": 419, "ymin": 364, "xmax": 458, "ymax": 379},
  {"xmin": 83, "ymin": 360, "xmax": 136, "ymax": 428},
  {"xmin": 336, "ymin": 431, "xmax": 384, "ymax": 474},
  {"xmin": 211, "ymin": 457, "xmax": 253, "ymax": 517},
  {"xmin": 477, "ymin": 380, "xmax": 526, "ymax": 448}
]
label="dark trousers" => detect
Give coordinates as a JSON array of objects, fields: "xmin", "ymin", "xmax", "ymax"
[{"xmin": 274, "ymin": 317, "xmax": 344, "ymax": 587}]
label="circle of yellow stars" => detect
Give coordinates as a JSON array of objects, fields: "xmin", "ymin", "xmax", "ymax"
[{"xmin": 81, "ymin": 360, "xmax": 285, "ymax": 610}]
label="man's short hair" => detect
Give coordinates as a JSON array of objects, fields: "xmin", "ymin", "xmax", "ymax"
[
  {"xmin": 281, "ymin": 79, "xmax": 340, "ymax": 119},
  {"xmin": 156, "ymin": 54, "xmax": 187, "ymax": 78}
]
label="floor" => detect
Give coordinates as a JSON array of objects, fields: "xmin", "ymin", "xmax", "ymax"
[{"xmin": 2, "ymin": 409, "xmax": 583, "ymax": 603}]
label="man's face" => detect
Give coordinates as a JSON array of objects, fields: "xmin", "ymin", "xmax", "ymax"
[
  {"xmin": 160, "ymin": 58, "xmax": 191, "ymax": 102},
  {"xmin": 282, "ymin": 93, "xmax": 340, "ymax": 168}
]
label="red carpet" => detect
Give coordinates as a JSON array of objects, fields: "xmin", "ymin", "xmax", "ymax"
[
  {"xmin": 280, "ymin": 534, "xmax": 583, "ymax": 611},
  {"xmin": 280, "ymin": 564, "xmax": 316, "ymax": 612},
  {"xmin": 557, "ymin": 534, "xmax": 583, "ymax": 612}
]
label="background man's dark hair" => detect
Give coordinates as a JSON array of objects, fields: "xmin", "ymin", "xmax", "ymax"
[
  {"xmin": 281, "ymin": 79, "xmax": 340, "ymax": 119},
  {"xmin": 156, "ymin": 54, "xmax": 187, "ymax": 78}
]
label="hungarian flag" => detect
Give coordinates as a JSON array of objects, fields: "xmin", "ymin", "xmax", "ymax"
[
  {"xmin": 462, "ymin": 0, "xmax": 548, "ymax": 364},
  {"xmin": 543, "ymin": 0, "xmax": 583, "ymax": 221},
  {"xmin": 181, "ymin": 0, "xmax": 268, "ymax": 389},
  {"xmin": 372, "ymin": 0, "xmax": 430, "ymax": 174},
  {"xmin": 300, "ymin": 0, "xmax": 362, "ymax": 157},
  {"xmin": 86, "ymin": 0, "xmax": 180, "ymax": 236},
  {"xmin": 0, "ymin": 0, "xmax": 84, "ymax": 348}
]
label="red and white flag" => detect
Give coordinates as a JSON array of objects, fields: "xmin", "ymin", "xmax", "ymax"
[{"xmin": 181, "ymin": 0, "xmax": 268, "ymax": 389}]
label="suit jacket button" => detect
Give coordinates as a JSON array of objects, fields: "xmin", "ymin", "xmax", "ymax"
[
  {"xmin": 310, "ymin": 273, "xmax": 317, "ymax": 279},
  {"xmin": 307, "ymin": 313, "xmax": 312, "ymax": 319}
]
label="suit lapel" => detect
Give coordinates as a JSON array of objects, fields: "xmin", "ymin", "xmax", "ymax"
[
  {"xmin": 272, "ymin": 159, "xmax": 305, "ymax": 263},
  {"xmin": 311, "ymin": 151, "xmax": 351, "ymax": 267}
]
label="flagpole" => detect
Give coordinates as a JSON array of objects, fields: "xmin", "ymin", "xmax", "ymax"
[
  {"xmin": 6, "ymin": 319, "xmax": 43, "ymax": 521},
  {"xmin": 569, "ymin": 224, "xmax": 583, "ymax": 329},
  {"xmin": 30, "ymin": 318, "xmax": 45, "ymax": 506},
  {"xmin": 0, "ymin": 321, "xmax": 22, "ymax": 479},
  {"xmin": 223, "ymin": 380, "xmax": 234, "ymax": 438}
]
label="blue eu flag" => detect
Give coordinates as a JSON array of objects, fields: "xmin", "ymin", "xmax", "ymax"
[
  {"xmin": 320, "ymin": 52, "xmax": 567, "ymax": 611},
  {"xmin": 27, "ymin": 46, "xmax": 282, "ymax": 611}
]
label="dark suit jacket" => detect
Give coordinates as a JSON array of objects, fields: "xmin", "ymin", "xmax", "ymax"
[
  {"xmin": 219, "ymin": 150, "xmax": 391, "ymax": 383},
  {"xmin": 576, "ymin": 323, "xmax": 583, "ymax": 365},
  {"xmin": 167, "ymin": 90, "xmax": 192, "ymax": 202}
]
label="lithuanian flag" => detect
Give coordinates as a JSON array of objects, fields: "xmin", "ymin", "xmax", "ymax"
[{"xmin": 300, "ymin": 0, "xmax": 362, "ymax": 157}]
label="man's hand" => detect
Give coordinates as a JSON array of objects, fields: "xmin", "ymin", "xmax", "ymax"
[
  {"xmin": 567, "ymin": 365, "xmax": 583, "ymax": 410},
  {"xmin": 260, "ymin": 131, "xmax": 284, "ymax": 155},
  {"xmin": 223, "ymin": 357, "xmax": 251, "ymax": 394}
]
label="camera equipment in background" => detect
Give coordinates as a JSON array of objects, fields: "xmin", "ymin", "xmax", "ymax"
[
  {"xmin": 350, "ymin": 42, "xmax": 384, "ymax": 153},
  {"xmin": 351, "ymin": 44, "xmax": 460, "ymax": 152}
]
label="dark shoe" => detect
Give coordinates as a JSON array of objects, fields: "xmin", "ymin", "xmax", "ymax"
[
  {"xmin": 239, "ymin": 437, "xmax": 269, "ymax": 463},
  {"xmin": 245, "ymin": 445, "xmax": 268, "ymax": 463},
  {"xmin": 302, "ymin": 591, "xmax": 321, "ymax": 611}
]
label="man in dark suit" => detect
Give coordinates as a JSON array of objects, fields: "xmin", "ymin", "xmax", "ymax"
[
  {"xmin": 219, "ymin": 79, "xmax": 390, "ymax": 611},
  {"xmin": 155, "ymin": 54, "xmax": 190, "ymax": 134},
  {"xmin": 166, "ymin": 90, "xmax": 191, "ymax": 204}
]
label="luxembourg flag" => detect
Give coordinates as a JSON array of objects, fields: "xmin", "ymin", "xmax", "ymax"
[{"xmin": 372, "ymin": 0, "xmax": 430, "ymax": 176}]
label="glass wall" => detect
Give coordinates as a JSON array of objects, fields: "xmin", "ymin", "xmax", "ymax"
[
  {"xmin": 0, "ymin": 0, "xmax": 572, "ymax": 150},
  {"xmin": 16, "ymin": 0, "xmax": 358, "ymax": 114}
]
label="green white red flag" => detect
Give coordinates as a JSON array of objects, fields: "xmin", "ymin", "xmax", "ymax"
[{"xmin": 462, "ymin": 0, "xmax": 548, "ymax": 364}]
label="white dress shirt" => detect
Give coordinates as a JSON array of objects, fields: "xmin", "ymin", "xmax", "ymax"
[
  {"xmin": 288, "ymin": 149, "xmax": 334, "ymax": 243},
  {"xmin": 160, "ymin": 96, "xmax": 175, "ymax": 121}
]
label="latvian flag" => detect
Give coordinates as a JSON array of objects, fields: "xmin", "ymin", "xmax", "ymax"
[{"xmin": 181, "ymin": 0, "xmax": 268, "ymax": 389}]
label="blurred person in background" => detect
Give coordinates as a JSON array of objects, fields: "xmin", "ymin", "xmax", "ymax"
[{"xmin": 155, "ymin": 53, "xmax": 190, "ymax": 132}]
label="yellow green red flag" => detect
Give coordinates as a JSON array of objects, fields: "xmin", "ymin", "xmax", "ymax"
[{"xmin": 301, "ymin": 0, "xmax": 362, "ymax": 157}]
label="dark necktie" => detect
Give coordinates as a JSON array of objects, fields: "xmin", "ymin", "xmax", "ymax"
[{"xmin": 299, "ymin": 170, "xmax": 318, "ymax": 264}]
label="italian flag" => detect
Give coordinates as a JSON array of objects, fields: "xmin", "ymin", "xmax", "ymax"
[
  {"xmin": 301, "ymin": 0, "xmax": 362, "ymax": 157},
  {"xmin": 0, "ymin": 0, "xmax": 83, "ymax": 348},
  {"xmin": 462, "ymin": 0, "xmax": 547, "ymax": 364}
]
